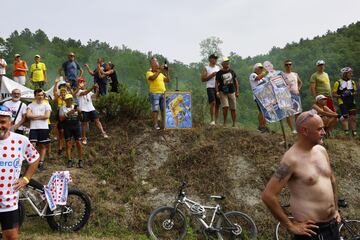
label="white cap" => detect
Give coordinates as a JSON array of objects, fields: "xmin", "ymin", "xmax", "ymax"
[
  {"xmin": 315, "ymin": 95, "xmax": 327, "ymax": 102},
  {"xmin": 252, "ymin": 63, "xmax": 264, "ymax": 72},
  {"xmin": 316, "ymin": 60, "xmax": 325, "ymax": 66}
]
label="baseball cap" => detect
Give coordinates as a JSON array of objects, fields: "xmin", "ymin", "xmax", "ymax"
[
  {"xmin": 340, "ymin": 67, "xmax": 352, "ymax": 73},
  {"xmin": 222, "ymin": 57, "xmax": 230, "ymax": 63},
  {"xmin": 253, "ymin": 63, "xmax": 264, "ymax": 72},
  {"xmin": 316, "ymin": 60, "xmax": 325, "ymax": 66},
  {"xmin": 35, "ymin": 54, "xmax": 41, "ymax": 58},
  {"xmin": 64, "ymin": 94, "xmax": 73, "ymax": 100},
  {"xmin": 315, "ymin": 95, "xmax": 327, "ymax": 102},
  {"xmin": 14, "ymin": 54, "xmax": 20, "ymax": 58},
  {"xmin": 77, "ymin": 77, "xmax": 86, "ymax": 83},
  {"xmin": 68, "ymin": 52, "xmax": 75, "ymax": 56},
  {"xmin": 0, "ymin": 105, "xmax": 12, "ymax": 117},
  {"xmin": 208, "ymin": 54, "xmax": 218, "ymax": 60}
]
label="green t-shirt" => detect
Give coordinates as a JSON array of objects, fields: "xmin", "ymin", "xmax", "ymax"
[{"xmin": 310, "ymin": 72, "xmax": 331, "ymax": 96}]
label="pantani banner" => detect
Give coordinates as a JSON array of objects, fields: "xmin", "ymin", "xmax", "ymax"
[
  {"xmin": 0, "ymin": 76, "xmax": 54, "ymax": 102},
  {"xmin": 253, "ymin": 70, "xmax": 302, "ymax": 123},
  {"xmin": 164, "ymin": 91, "xmax": 192, "ymax": 129}
]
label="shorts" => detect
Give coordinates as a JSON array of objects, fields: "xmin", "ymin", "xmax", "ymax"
[
  {"xmin": 29, "ymin": 129, "xmax": 50, "ymax": 144},
  {"xmin": 81, "ymin": 111, "xmax": 98, "ymax": 122},
  {"xmin": 339, "ymin": 103, "xmax": 356, "ymax": 117},
  {"xmin": 64, "ymin": 125, "xmax": 81, "ymax": 141},
  {"xmin": 15, "ymin": 129, "xmax": 24, "ymax": 135},
  {"xmin": 325, "ymin": 96, "xmax": 336, "ymax": 112},
  {"xmin": 149, "ymin": 93, "xmax": 164, "ymax": 112},
  {"xmin": 207, "ymin": 88, "xmax": 220, "ymax": 106},
  {"xmin": 13, "ymin": 76, "xmax": 26, "ymax": 86},
  {"xmin": 293, "ymin": 219, "xmax": 339, "ymax": 240},
  {"xmin": 67, "ymin": 79, "xmax": 77, "ymax": 89},
  {"xmin": 0, "ymin": 209, "xmax": 19, "ymax": 230},
  {"xmin": 219, "ymin": 92, "xmax": 236, "ymax": 110}
]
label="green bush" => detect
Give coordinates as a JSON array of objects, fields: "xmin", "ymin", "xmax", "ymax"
[{"xmin": 95, "ymin": 84, "xmax": 150, "ymax": 121}]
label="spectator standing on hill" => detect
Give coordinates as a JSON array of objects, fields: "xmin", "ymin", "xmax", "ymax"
[
  {"xmin": 215, "ymin": 57, "xmax": 238, "ymax": 127},
  {"xmin": 312, "ymin": 95, "xmax": 338, "ymax": 136},
  {"xmin": 201, "ymin": 54, "xmax": 220, "ymax": 126},
  {"xmin": 0, "ymin": 105, "xmax": 40, "ymax": 240},
  {"xmin": 283, "ymin": 59, "xmax": 303, "ymax": 134},
  {"xmin": 0, "ymin": 53, "xmax": 7, "ymax": 78},
  {"xmin": 249, "ymin": 63, "xmax": 269, "ymax": 133},
  {"xmin": 310, "ymin": 60, "xmax": 335, "ymax": 111},
  {"xmin": 30, "ymin": 55, "xmax": 47, "ymax": 89},
  {"xmin": 332, "ymin": 67, "xmax": 357, "ymax": 136},
  {"xmin": 84, "ymin": 58, "xmax": 108, "ymax": 96},
  {"xmin": 60, "ymin": 52, "xmax": 83, "ymax": 89},
  {"xmin": 75, "ymin": 77, "xmax": 108, "ymax": 145},
  {"xmin": 3, "ymin": 89, "xmax": 27, "ymax": 135},
  {"xmin": 59, "ymin": 94, "xmax": 83, "ymax": 168},
  {"xmin": 53, "ymin": 77, "xmax": 68, "ymax": 155},
  {"xmin": 13, "ymin": 54, "xmax": 28, "ymax": 85},
  {"xmin": 26, "ymin": 89, "xmax": 52, "ymax": 171},
  {"xmin": 262, "ymin": 110, "xmax": 341, "ymax": 240},
  {"xmin": 99, "ymin": 62, "xmax": 118, "ymax": 93},
  {"xmin": 146, "ymin": 57, "xmax": 170, "ymax": 130}
]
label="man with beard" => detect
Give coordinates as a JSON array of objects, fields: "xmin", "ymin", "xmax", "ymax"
[
  {"xmin": 262, "ymin": 110, "xmax": 340, "ymax": 240},
  {"xmin": 4, "ymin": 89, "xmax": 27, "ymax": 135}
]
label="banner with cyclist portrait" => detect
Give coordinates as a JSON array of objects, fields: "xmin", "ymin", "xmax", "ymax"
[{"xmin": 164, "ymin": 91, "xmax": 192, "ymax": 129}]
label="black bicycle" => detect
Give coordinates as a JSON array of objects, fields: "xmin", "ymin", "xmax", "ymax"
[
  {"xmin": 147, "ymin": 182, "xmax": 257, "ymax": 239},
  {"xmin": 275, "ymin": 199, "xmax": 360, "ymax": 240}
]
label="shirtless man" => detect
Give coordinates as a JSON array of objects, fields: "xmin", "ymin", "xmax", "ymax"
[{"xmin": 262, "ymin": 110, "xmax": 340, "ymax": 240}]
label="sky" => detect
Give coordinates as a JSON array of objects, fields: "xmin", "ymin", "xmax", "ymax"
[{"xmin": 2, "ymin": 0, "xmax": 360, "ymax": 64}]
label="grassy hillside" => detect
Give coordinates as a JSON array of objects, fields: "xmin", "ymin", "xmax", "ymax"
[{"xmin": 19, "ymin": 121, "xmax": 360, "ymax": 239}]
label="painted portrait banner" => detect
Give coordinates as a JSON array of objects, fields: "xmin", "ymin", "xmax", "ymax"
[
  {"xmin": 164, "ymin": 91, "xmax": 192, "ymax": 129},
  {"xmin": 253, "ymin": 61, "xmax": 302, "ymax": 122}
]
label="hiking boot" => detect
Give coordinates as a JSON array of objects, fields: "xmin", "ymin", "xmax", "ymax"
[
  {"xmin": 67, "ymin": 160, "xmax": 73, "ymax": 168},
  {"xmin": 38, "ymin": 162, "xmax": 45, "ymax": 172},
  {"xmin": 77, "ymin": 160, "xmax": 84, "ymax": 168}
]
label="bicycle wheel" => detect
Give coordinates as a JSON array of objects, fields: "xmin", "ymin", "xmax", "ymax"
[
  {"xmin": 275, "ymin": 217, "xmax": 294, "ymax": 240},
  {"xmin": 339, "ymin": 219, "xmax": 360, "ymax": 240},
  {"xmin": 46, "ymin": 189, "xmax": 91, "ymax": 231},
  {"xmin": 216, "ymin": 211, "xmax": 257, "ymax": 239},
  {"xmin": 147, "ymin": 206, "xmax": 187, "ymax": 240}
]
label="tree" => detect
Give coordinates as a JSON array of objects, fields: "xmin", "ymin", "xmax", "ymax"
[{"xmin": 199, "ymin": 36, "xmax": 223, "ymax": 64}]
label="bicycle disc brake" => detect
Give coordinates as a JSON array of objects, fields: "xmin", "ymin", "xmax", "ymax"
[{"xmin": 162, "ymin": 219, "xmax": 174, "ymax": 230}]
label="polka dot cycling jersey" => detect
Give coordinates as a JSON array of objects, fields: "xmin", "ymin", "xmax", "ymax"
[{"xmin": 0, "ymin": 132, "xmax": 39, "ymax": 212}]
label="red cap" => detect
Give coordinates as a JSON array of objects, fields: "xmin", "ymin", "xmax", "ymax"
[{"xmin": 77, "ymin": 77, "xmax": 86, "ymax": 83}]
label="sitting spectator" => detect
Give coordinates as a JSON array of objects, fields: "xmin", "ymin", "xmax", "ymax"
[
  {"xmin": 13, "ymin": 54, "xmax": 28, "ymax": 85},
  {"xmin": 30, "ymin": 55, "xmax": 47, "ymax": 89},
  {"xmin": 59, "ymin": 94, "xmax": 83, "ymax": 168},
  {"xmin": 332, "ymin": 67, "xmax": 357, "ymax": 136},
  {"xmin": 3, "ymin": 89, "xmax": 27, "ymax": 134},
  {"xmin": 26, "ymin": 89, "xmax": 52, "ymax": 171},
  {"xmin": 75, "ymin": 77, "xmax": 108, "ymax": 145},
  {"xmin": 312, "ymin": 95, "xmax": 338, "ymax": 135}
]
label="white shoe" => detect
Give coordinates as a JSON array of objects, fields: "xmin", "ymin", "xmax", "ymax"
[
  {"xmin": 210, "ymin": 121, "xmax": 216, "ymax": 126},
  {"xmin": 291, "ymin": 130, "xmax": 297, "ymax": 134}
]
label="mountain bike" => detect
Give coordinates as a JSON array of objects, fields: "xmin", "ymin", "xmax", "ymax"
[
  {"xmin": 275, "ymin": 199, "xmax": 360, "ymax": 240},
  {"xmin": 147, "ymin": 181, "xmax": 257, "ymax": 239}
]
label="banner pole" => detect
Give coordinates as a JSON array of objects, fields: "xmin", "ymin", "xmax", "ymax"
[{"xmin": 280, "ymin": 119, "xmax": 287, "ymax": 149}]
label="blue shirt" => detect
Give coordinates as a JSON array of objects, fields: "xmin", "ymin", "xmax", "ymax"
[{"xmin": 62, "ymin": 60, "xmax": 80, "ymax": 81}]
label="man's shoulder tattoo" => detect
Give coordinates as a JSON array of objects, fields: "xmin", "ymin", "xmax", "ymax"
[{"xmin": 274, "ymin": 163, "xmax": 291, "ymax": 181}]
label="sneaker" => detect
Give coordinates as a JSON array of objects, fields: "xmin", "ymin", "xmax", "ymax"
[
  {"xmin": 345, "ymin": 130, "xmax": 350, "ymax": 136},
  {"xmin": 38, "ymin": 162, "xmax": 45, "ymax": 171},
  {"xmin": 209, "ymin": 121, "xmax": 216, "ymax": 126},
  {"xmin": 82, "ymin": 138, "xmax": 87, "ymax": 145},
  {"xmin": 103, "ymin": 133, "xmax": 109, "ymax": 139},
  {"xmin": 78, "ymin": 160, "xmax": 84, "ymax": 168},
  {"xmin": 67, "ymin": 160, "xmax": 73, "ymax": 168},
  {"xmin": 291, "ymin": 130, "xmax": 297, "ymax": 134},
  {"xmin": 352, "ymin": 131, "xmax": 357, "ymax": 137},
  {"xmin": 154, "ymin": 124, "xmax": 160, "ymax": 130}
]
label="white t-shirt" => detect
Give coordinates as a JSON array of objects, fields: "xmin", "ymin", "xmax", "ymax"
[
  {"xmin": 0, "ymin": 132, "xmax": 39, "ymax": 212},
  {"xmin": 249, "ymin": 73, "xmax": 265, "ymax": 99},
  {"xmin": 3, "ymin": 100, "xmax": 27, "ymax": 131},
  {"xmin": 27, "ymin": 101, "xmax": 52, "ymax": 129},
  {"xmin": 284, "ymin": 72, "xmax": 300, "ymax": 94},
  {"xmin": 76, "ymin": 90, "xmax": 96, "ymax": 112},
  {"xmin": 204, "ymin": 65, "xmax": 220, "ymax": 88},
  {"xmin": 0, "ymin": 59, "xmax": 7, "ymax": 75}
]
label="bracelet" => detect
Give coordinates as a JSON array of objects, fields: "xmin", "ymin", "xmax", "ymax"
[{"xmin": 23, "ymin": 176, "xmax": 30, "ymax": 184}]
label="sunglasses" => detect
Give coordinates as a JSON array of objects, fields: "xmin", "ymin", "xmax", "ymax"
[
  {"xmin": 285, "ymin": 63, "xmax": 292, "ymax": 66},
  {"xmin": 296, "ymin": 109, "xmax": 318, "ymax": 128}
]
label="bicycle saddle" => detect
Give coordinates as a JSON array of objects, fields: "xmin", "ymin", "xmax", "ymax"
[{"xmin": 210, "ymin": 195, "xmax": 225, "ymax": 200}]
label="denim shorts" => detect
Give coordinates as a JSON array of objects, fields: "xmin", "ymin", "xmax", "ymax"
[{"xmin": 149, "ymin": 93, "xmax": 164, "ymax": 112}]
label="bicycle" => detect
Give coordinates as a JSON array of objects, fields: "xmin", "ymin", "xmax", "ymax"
[
  {"xmin": 147, "ymin": 181, "xmax": 258, "ymax": 239},
  {"xmin": 19, "ymin": 177, "xmax": 92, "ymax": 232},
  {"xmin": 275, "ymin": 199, "xmax": 360, "ymax": 240}
]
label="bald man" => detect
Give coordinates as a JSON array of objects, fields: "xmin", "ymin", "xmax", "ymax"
[{"xmin": 262, "ymin": 110, "xmax": 340, "ymax": 240}]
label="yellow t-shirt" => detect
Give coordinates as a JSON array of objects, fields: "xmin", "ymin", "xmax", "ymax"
[
  {"xmin": 30, "ymin": 62, "xmax": 46, "ymax": 82},
  {"xmin": 146, "ymin": 71, "xmax": 166, "ymax": 94}
]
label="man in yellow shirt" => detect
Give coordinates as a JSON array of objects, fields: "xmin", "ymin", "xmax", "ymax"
[
  {"xmin": 30, "ymin": 55, "xmax": 47, "ymax": 89},
  {"xmin": 146, "ymin": 57, "xmax": 170, "ymax": 130}
]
